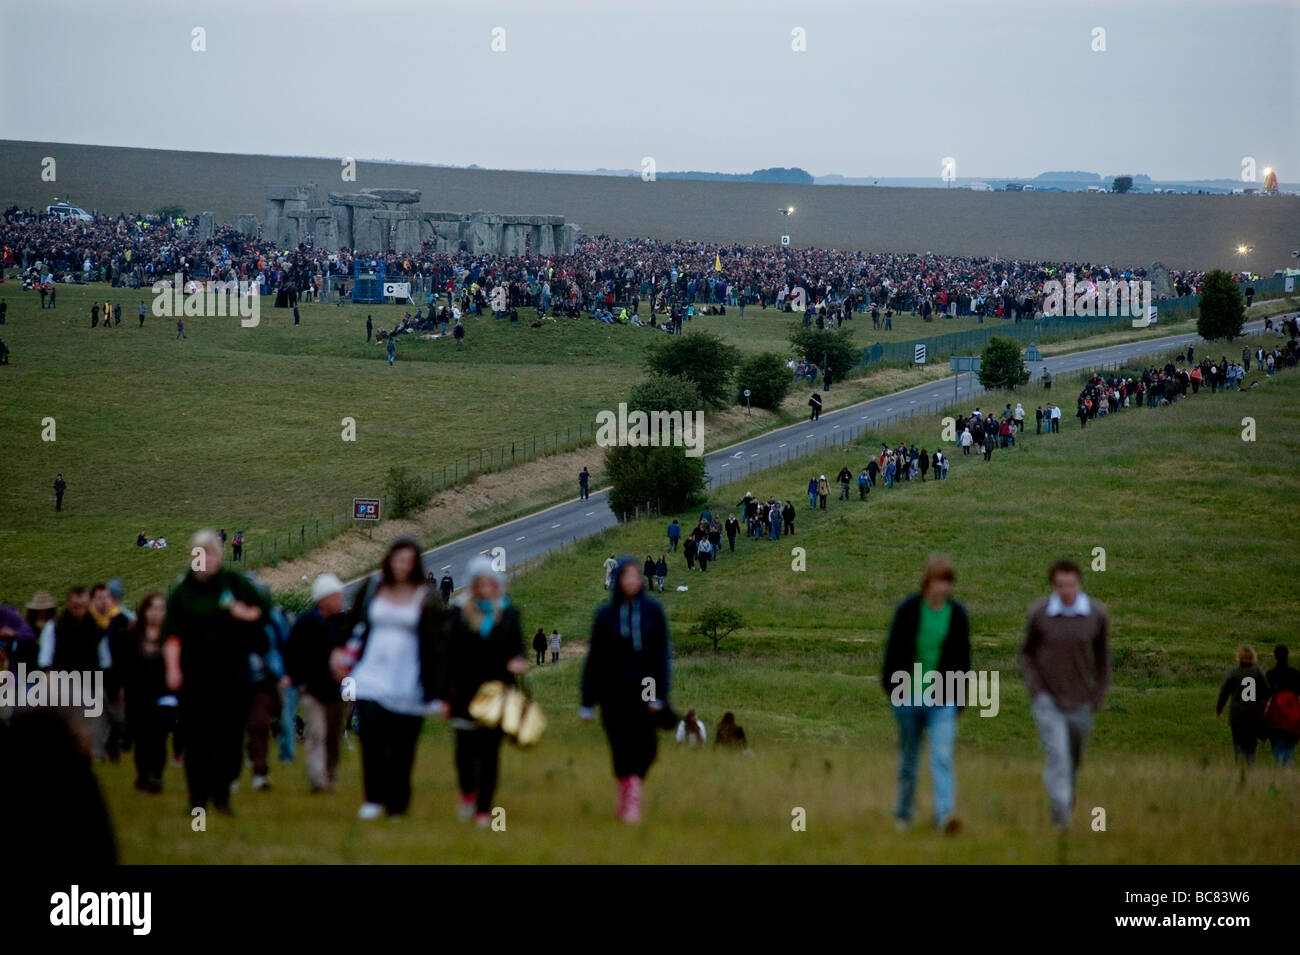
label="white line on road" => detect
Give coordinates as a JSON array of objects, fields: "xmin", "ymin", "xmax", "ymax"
[
  {"xmin": 440, "ymin": 564, "xmax": 450, "ymax": 570},
  {"xmin": 551, "ymin": 523, "xmax": 562, "ymax": 528},
  {"xmin": 585, "ymin": 511, "xmax": 594, "ymax": 516},
  {"xmin": 515, "ymin": 536, "xmax": 526, "ymax": 541},
  {"xmin": 778, "ymin": 443, "xmax": 787, "ymax": 448}
]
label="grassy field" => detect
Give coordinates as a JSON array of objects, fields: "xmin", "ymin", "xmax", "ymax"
[
  {"xmin": 97, "ymin": 344, "xmax": 1300, "ymax": 863},
  {"xmin": 3, "ymin": 277, "xmax": 1243, "ymax": 603}
]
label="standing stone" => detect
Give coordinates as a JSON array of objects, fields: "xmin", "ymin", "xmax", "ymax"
[
  {"xmin": 394, "ymin": 218, "xmax": 421, "ymax": 255},
  {"xmin": 353, "ymin": 209, "xmax": 385, "ymax": 252},
  {"xmin": 1147, "ymin": 262, "xmax": 1174, "ymax": 300},
  {"xmin": 195, "ymin": 212, "xmax": 215, "ymax": 241}
]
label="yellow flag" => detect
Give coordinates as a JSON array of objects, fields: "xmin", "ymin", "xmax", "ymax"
[{"xmin": 714, "ymin": 253, "xmax": 721, "ymax": 272}]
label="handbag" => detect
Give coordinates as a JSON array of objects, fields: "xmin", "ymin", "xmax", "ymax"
[{"xmin": 468, "ymin": 678, "xmax": 547, "ymax": 748}]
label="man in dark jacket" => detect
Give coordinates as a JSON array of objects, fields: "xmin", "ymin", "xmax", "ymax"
[
  {"xmin": 285, "ymin": 574, "xmax": 349, "ymax": 792},
  {"xmin": 724, "ymin": 514, "xmax": 740, "ymax": 551},
  {"xmin": 439, "ymin": 571, "xmax": 454, "ymax": 605},
  {"xmin": 163, "ymin": 530, "xmax": 271, "ymax": 815},
  {"xmin": 881, "ymin": 556, "xmax": 971, "ymax": 834}
]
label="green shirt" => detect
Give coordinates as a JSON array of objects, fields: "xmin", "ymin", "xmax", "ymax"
[{"xmin": 915, "ymin": 600, "xmax": 952, "ymax": 693}]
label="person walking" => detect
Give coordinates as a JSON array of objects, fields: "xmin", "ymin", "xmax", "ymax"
[
  {"xmin": 809, "ymin": 391, "xmax": 823, "ymax": 421},
  {"xmin": 176, "ymin": 316, "xmax": 185, "ymax": 339},
  {"xmin": 334, "ymin": 537, "xmax": 446, "ymax": 819},
  {"xmin": 580, "ymin": 557, "xmax": 674, "ymax": 824},
  {"xmin": 440, "ymin": 571, "xmax": 454, "ymax": 605},
  {"xmin": 549, "ymin": 628, "xmax": 562, "ymax": 664},
  {"xmin": 1035, "ymin": 406, "xmax": 1044, "ymax": 435},
  {"xmin": 724, "ymin": 514, "xmax": 739, "ymax": 552},
  {"xmin": 837, "ymin": 466, "xmax": 853, "ymax": 501},
  {"xmin": 121, "ymin": 593, "xmax": 176, "ymax": 794},
  {"xmin": 453, "ymin": 320, "xmax": 465, "ymax": 350},
  {"xmin": 138, "ymin": 302, "xmax": 146, "ymax": 327},
  {"xmin": 579, "ymin": 467, "xmax": 590, "ymax": 501},
  {"xmin": 1019, "ymin": 560, "xmax": 1110, "ymax": 831},
  {"xmin": 807, "ymin": 476, "xmax": 819, "ymax": 510},
  {"xmin": 667, "ymin": 519, "xmax": 681, "ymax": 552},
  {"xmin": 817, "ymin": 475, "xmax": 830, "ymax": 510},
  {"xmin": 231, "ymin": 530, "xmax": 243, "ymax": 562},
  {"xmin": 654, "ymin": 555, "xmax": 667, "ymax": 594},
  {"xmin": 284, "ymin": 574, "xmax": 349, "ymax": 793},
  {"xmin": 386, "ymin": 336, "xmax": 396, "ymax": 366},
  {"xmin": 53, "ymin": 473, "xmax": 66, "ymax": 512},
  {"xmin": 697, "ymin": 537, "xmax": 712, "ymax": 571},
  {"xmin": 1216, "ymin": 645, "xmax": 1271, "ymax": 767},
  {"xmin": 603, "ymin": 553, "xmax": 618, "ymax": 590},
  {"xmin": 366, "ymin": 315, "xmax": 373, "ymax": 342},
  {"xmin": 881, "ymin": 556, "xmax": 970, "ymax": 833},
  {"xmin": 959, "ymin": 428, "xmax": 972, "ymax": 456},
  {"xmin": 982, "ymin": 430, "xmax": 995, "ymax": 462},
  {"xmin": 533, "ymin": 628, "xmax": 548, "ymax": 666},
  {"xmin": 438, "ymin": 555, "xmax": 527, "ymax": 826},
  {"xmin": 1264, "ymin": 645, "xmax": 1300, "ymax": 766},
  {"xmin": 162, "ymin": 530, "xmax": 272, "ymax": 817}
]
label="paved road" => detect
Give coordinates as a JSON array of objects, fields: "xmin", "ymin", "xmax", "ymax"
[{"xmin": 343, "ymin": 318, "xmax": 1273, "ymax": 601}]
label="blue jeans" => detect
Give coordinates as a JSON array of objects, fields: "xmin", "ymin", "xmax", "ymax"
[
  {"xmin": 769, "ymin": 522, "xmax": 780, "ymax": 540},
  {"xmin": 1272, "ymin": 737, "xmax": 1297, "ymax": 766},
  {"xmin": 809, "ymin": 492, "xmax": 817, "ymax": 509},
  {"xmin": 893, "ymin": 703, "xmax": 957, "ymax": 825},
  {"xmin": 278, "ymin": 684, "xmax": 298, "ymax": 762}
]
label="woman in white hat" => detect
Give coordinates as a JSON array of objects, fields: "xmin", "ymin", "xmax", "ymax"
[{"xmin": 437, "ymin": 555, "xmax": 527, "ymax": 826}]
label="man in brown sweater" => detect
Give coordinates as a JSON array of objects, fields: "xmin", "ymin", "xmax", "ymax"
[{"xmin": 1019, "ymin": 559, "xmax": 1110, "ymax": 831}]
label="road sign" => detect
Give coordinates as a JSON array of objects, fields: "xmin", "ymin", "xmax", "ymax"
[
  {"xmin": 780, "ymin": 235, "xmax": 790, "ymax": 246},
  {"xmin": 1024, "ymin": 342, "xmax": 1042, "ymax": 363},
  {"xmin": 914, "ymin": 344, "xmax": 927, "ymax": 364},
  {"xmin": 353, "ymin": 498, "xmax": 381, "ymax": 521},
  {"xmin": 949, "ymin": 356, "xmax": 981, "ymax": 372}
]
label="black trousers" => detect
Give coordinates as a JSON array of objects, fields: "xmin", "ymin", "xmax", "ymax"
[
  {"xmin": 181, "ymin": 694, "xmax": 248, "ymax": 810},
  {"xmin": 130, "ymin": 704, "xmax": 176, "ymax": 787},
  {"xmin": 602, "ymin": 709, "xmax": 657, "ymax": 779},
  {"xmin": 455, "ymin": 727, "xmax": 504, "ymax": 814},
  {"xmin": 358, "ymin": 700, "xmax": 424, "ymax": 814},
  {"xmin": 535, "ymin": 649, "xmax": 545, "ymax": 665}
]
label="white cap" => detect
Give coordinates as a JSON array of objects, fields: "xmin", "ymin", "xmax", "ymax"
[{"xmin": 312, "ymin": 573, "xmax": 344, "ymax": 602}]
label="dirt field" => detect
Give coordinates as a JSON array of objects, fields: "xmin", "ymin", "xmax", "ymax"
[{"xmin": 2, "ymin": 139, "xmax": 1295, "ymax": 270}]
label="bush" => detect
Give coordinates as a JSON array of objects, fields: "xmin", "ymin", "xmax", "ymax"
[
  {"xmin": 628, "ymin": 374, "xmax": 703, "ymax": 415},
  {"xmin": 154, "ymin": 205, "xmax": 186, "ymax": 220},
  {"xmin": 978, "ymin": 336, "xmax": 1029, "ymax": 390},
  {"xmin": 1196, "ymin": 270, "xmax": 1246, "ymax": 342},
  {"xmin": 788, "ymin": 325, "xmax": 858, "ymax": 383},
  {"xmin": 645, "ymin": 331, "xmax": 740, "ymax": 409},
  {"xmin": 605, "ymin": 444, "xmax": 706, "ymax": 519},
  {"xmin": 735, "ymin": 352, "xmax": 793, "ymax": 411},
  {"xmin": 384, "ymin": 465, "xmax": 430, "ymax": 519}
]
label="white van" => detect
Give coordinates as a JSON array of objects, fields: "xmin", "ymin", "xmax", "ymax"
[{"xmin": 46, "ymin": 203, "xmax": 92, "ymax": 222}]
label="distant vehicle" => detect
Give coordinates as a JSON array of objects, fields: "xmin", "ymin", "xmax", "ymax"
[
  {"xmin": 1004, "ymin": 183, "xmax": 1024, "ymax": 191},
  {"xmin": 46, "ymin": 203, "xmax": 92, "ymax": 222},
  {"xmin": 968, "ymin": 182, "xmax": 993, "ymax": 191},
  {"xmin": 1085, "ymin": 185, "xmax": 1106, "ymax": 193},
  {"xmin": 1021, "ymin": 184, "xmax": 1036, "ymax": 192}
]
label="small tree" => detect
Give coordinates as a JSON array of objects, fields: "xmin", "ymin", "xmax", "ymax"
[
  {"xmin": 978, "ymin": 336, "xmax": 1029, "ymax": 390},
  {"xmin": 154, "ymin": 204, "xmax": 186, "ymax": 220},
  {"xmin": 736, "ymin": 352, "xmax": 793, "ymax": 410},
  {"xmin": 628, "ymin": 374, "xmax": 702, "ymax": 415},
  {"xmin": 384, "ymin": 465, "xmax": 430, "ymax": 519},
  {"xmin": 1111, "ymin": 176, "xmax": 1133, "ymax": 194},
  {"xmin": 789, "ymin": 325, "xmax": 858, "ymax": 382},
  {"xmin": 1196, "ymin": 269, "xmax": 1246, "ymax": 342},
  {"xmin": 690, "ymin": 605, "xmax": 745, "ymax": 651},
  {"xmin": 605, "ymin": 444, "xmax": 706, "ymax": 518},
  {"xmin": 645, "ymin": 331, "xmax": 740, "ymax": 409}
]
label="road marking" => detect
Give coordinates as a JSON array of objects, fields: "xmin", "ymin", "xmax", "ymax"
[
  {"xmin": 778, "ymin": 443, "xmax": 787, "ymax": 448},
  {"xmin": 515, "ymin": 536, "xmax": 526, "ymax": 541},
  {"xmin": 585, "ymin": 511, "xmax": 594, "ymax": 516},
  {"xmin": 750, "ymin": 453, "xmax": 758, "ymax": 457},
  {"xmin": 551, "ymin": 523, "xmax": 562, "ymax": 528},
  {"xmin": 440, "ymin": 564, "xmax": 450, "ymax": 570},
  {"xmin": 732, "ymin": 451, "xmax": 745, "ymax": 458},
  {"xmin": 910, "ymin": 399, "xmax": 917, "ymax": 404},
  {"xmin": 721, "ymin": 463, "xmax": 729, "ymax": 468},
  {"xmin": 860, "ymin": 415, "xmax": 869, "ymax": 419},
  {"xmin": 832, "ymin": 424, "xmax": 840, "ymax": 429}
]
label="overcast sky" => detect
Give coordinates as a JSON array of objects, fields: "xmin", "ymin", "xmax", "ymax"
[{"xmin": 2, "ymin": 0, "xmax": 1295, "ymax": 181}]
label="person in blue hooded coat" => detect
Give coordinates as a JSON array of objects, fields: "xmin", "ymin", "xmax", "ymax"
[{"xmin": 579, "ymin": 556, "xmax": 674, "ymax": 823}]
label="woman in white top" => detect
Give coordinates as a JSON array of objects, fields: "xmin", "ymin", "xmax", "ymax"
[{"xmin": 334, "ymin": 536, "xmax": 447, "ymax": 820}]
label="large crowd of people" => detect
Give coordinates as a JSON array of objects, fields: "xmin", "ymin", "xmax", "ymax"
[{"xmin": 2, "ymin": 206, "xmax": 1209, "ymax": 329}]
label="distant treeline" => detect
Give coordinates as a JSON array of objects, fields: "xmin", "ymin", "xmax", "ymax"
[{"xmin": 656, "ymin": 167, "xmax": 814, "ymax": 184}]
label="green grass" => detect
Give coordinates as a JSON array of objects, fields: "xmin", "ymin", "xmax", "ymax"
[
  {"xmin": 3, "ymin": 279, "xmax": 1243, "ymax": 604},
  {"xmin": 98, "ymin": 348, "xmax": 1300, "ymax": 863}
]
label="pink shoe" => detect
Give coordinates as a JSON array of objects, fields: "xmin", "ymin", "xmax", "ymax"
[
  {"xmin": 457, "ymin": 793, "xmax": 476, "ymax": 822},
  {"xmin": 620, "ymin": 776, "xmax": 642, "ymax": 823}
]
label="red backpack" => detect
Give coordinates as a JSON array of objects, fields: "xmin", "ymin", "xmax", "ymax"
[{"xmin": 1266, "ymin": 689, "xmax": 1300, "ymax": 734}]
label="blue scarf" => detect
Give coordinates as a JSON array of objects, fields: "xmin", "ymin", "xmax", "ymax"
[
  {"xmin": 475, "ymin": 596, "xmax": 510, "ymax": 638},
  {"xmin": 618, "ymin": 599, "xmax": 643, "ymax": 652}
]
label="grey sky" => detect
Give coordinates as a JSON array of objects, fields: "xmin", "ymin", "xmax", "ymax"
[{"xmin": 2, "ymin": 0, "xmax": 1295, "ymax": 181}]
